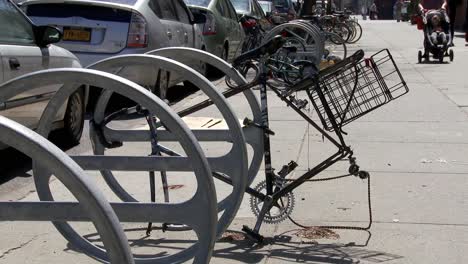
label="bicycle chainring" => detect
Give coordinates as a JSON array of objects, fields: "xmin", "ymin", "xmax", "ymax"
[{"xmin": 249, "ymin": 180, "xmax": 295, "ymax": 224}]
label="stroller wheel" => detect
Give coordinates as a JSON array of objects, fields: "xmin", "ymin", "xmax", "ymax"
[
  {"xmin": 418, "ymin": 50, "xmax": 422, "ymax": 63},
  {"xmin": 449, "ymin": 49, "xmax": 454, "ymax": 62}
]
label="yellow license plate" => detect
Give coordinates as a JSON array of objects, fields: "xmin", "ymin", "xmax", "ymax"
[{"xmin": 63, "ymin": 28, "xmax": 91, "ymax": 42}]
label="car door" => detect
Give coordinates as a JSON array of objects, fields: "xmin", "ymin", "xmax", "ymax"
[
  {"xmin": 148, "ymin": 0, "xmax": 180, "ymax": 46},
  {"xmin": 173, "ymin": 0, "xmax": 194, "ymax": 48},
  {"xmin": 223, "ymin": 0, "xmax": 243, "ymax": 60},
  {"xmin": 0, "ymin": 0, "xmax": 59, "ymax": 129}
]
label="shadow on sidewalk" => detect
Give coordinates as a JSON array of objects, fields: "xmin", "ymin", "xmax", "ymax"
[
  {"xmin": 69, "ymin": 228, "xmax": 403, "ymax": 264},
  {"xmin": 0, "ymin": 130, "xmax": 78, "ymax": 186},
  {"xmin": 212, "ymin": 230, "xmax": 402, "ymax": 263}
]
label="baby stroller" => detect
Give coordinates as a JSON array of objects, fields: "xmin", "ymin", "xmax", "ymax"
[{"xmin": 418, "ymin": 9, "xmax": 454, "ymax": 63}]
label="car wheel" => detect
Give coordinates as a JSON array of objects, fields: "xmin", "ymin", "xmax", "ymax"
[{"xmin": 60, "ymin": 90, "xmax": 85, "ymax": 145}]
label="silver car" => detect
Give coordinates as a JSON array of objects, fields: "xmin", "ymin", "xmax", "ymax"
[
  {"xmin": 184, "ymin": 0, "xmax": 244, "ymax": 63},
  {"xmin": 19, "ymin": 0, "xmax": 207, "ymax": 98},
  {"xmin": 0, "ymin": 0, "xmax": 85, "ymax": 148}
]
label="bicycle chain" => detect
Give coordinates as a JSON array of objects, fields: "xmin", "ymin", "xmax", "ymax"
[{"xmin": 287, "ymin": 173, "xmax": 372, "ymax": 231}]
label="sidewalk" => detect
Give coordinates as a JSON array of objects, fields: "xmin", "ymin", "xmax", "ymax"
[{"xmin": 1, "ymin": 20, "xmax": 468, "ymax": 263}]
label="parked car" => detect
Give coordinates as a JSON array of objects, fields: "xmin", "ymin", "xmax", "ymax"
[
  {"xmin": 19, "ymin": 0, "xmax": 207, "ymax": 99},
  {"xmin": 0, "ymin": 0, "xmax": 86, "ymax": 148},
  {"xmin": 184, "ymin": 0, "xmax": 244, "ymax": 63},
  {"xmin": 259, "ymin": 0, "xmax": 296, "ymax": 24},
  {"xmin": 231, "ymin": 0, "xmax": 273, "ymax": 31}
]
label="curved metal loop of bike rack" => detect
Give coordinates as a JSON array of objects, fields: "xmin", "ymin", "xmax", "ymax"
[
  {"xmin": 0, "ymin": 116, "xmax": 134, "ymax": 264},
  {"xmin": 0, "ymin": 68, "xmax": 217, "ymax": 264},
  {"xmin": 147, "ymin": 47, "xmax": 263, "ymax": 187},
  {"xmin": 86, "ymin": 54, "xmax": 248, "ymax": 238},
  {"xmin": 264, "ymin": 22, "xmax": 325, "ymax": 66}
]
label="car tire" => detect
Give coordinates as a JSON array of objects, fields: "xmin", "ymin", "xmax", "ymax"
[
  {"xmin": 209, "ymin": 45, "xmax": 229, "ymax": 80},
  {"xmin": 60, "ymin": 90, "xmax": 85, "ymax": 145}
]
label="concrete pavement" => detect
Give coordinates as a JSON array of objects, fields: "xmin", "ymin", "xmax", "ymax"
[{"xmin": 1, "ymin": 20, "xmax": 468, "ymax": 263}]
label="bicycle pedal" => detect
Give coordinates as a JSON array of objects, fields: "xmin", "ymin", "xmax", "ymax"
[
  {"xmin": 278, "ymin": 161, "xmax": 298, "ymax": 178},
  {"xmin": 242, "ymin": 225, "xmax": 264, "ymax": 244}
]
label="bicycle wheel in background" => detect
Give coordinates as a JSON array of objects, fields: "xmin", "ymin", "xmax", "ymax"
[
  {"xmin": 333, "ymin": 22, "xmax": 352, "ymax": 43},
  {"xmin": 347, "ymin": 20, "xmax": 362, "ymax": 43},
  {"xmin": 268, "ymin": 37, "xmax": 308, "ymax": 85},
  {"xmin": 323, "ymin": 32, "xmax": 347, "ymax": 67}
]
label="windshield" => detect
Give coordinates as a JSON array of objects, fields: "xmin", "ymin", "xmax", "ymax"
[
  {"xmin": 184, "ymin": 0, "xmax": 211, "ymax": 7},
  {"xmin": 230, "ymin": 0, "xmax": 249, "ymax": 13}
]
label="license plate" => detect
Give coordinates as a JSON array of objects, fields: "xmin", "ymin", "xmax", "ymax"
[{"xmin": 63, "ymin": 27, "xmax": 91, "ymax": 42}]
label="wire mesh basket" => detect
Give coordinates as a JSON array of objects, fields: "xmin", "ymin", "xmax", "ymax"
[{"xmin": 308, "ymin": 49, "xmax": 409, "ymax": 131}]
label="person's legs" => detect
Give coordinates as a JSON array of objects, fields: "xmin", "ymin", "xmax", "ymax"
[
  {"xmin": 465, "ymin": 0, "xmax": 468, "ymax": 42},
  {"xmin": 431, "ymin": 32, "xmax": 439, "ymax": 44},
  {"xmin": 439, "ymin": 32, "xmax": 448, "ymax": 45},
  {"xmin": 448, "ymin": 4, "xmax": 457, "ymax": 46}
]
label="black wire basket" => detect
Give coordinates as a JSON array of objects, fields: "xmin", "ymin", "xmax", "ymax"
[{"xmin": 307, "ymin": 49, "xmax": 409, "ymax": 131}]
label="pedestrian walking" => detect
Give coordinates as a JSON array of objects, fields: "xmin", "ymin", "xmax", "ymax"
[
  {"xmin": 465, "ymin": 0, "xmax": 468, "ymax": 43},
  {"xmin": 369, "ymin": 2, "xmax": 378, "ymax": 20},
  {"xmin": 442, "ymin": 0, "xmax": 461, "ymax": 46},
  {"xmin": 395, "ymin": 0, "xmax": 404, "ymax": 22},
  {"xmin": 418, "ymin": 0, "xmax": 445, "ymax": 12}
]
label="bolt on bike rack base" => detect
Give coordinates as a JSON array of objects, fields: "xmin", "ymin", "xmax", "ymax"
[
  {"xmin": 0, "ymin": 116, "xmax": 134, "ymax": 264},
  {"xmin": 0, "ymin": 68, "xmax": 218, "ymax": 264}
]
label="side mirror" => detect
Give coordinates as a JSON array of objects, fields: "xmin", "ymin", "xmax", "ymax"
[
  {"xmin": 191, "ymin": 13, "xmax": 207, "ymax": 24},
  {"xmin": 35, "ymin": 25, "xmax": 62, "ymax": 47}
]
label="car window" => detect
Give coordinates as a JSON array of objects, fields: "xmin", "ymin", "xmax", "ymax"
[
  {"xmin": 184, "ymin": 0, "xmax": 211, "ymax": 8},
  {"xmin": 256, "ymin": 1, "xmax": 266, "ymax": 16},
  {"xmin": 273, "ymin": 0, "xmax": 288, "ymax": 7},
  {"xmin": 231, "ymin": 0, "xmax": 249, "ymax": 13},
  {"xmin": 225, "ymin": 0, "xmax": 238, "ymax": 20},
  {"xmin": 0, "ymin": 1, "xmax": 35, "ymax": 45},
  {"xmin": 215, "ymin": 0, "xmax": 226, "ymax": 16},
  {"xmin": 173, "ymin": 0, "xmax": 190, "ymax": 24},
  {"xmin": 252, "ymin": 1, "xmax": 262, "ymax": 17},
  {"xmin": 259, "ymin": 2, "xmax": 272, "ymax": 13},
  {"xmin": 149, "ymin": 0, "xmax": 177, "ymax": 20}
]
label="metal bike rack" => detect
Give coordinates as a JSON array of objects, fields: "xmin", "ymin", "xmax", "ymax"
[
  {"xmin": 0, "ymin": 68, "xmax": 218, "ymax": 264},
  {"xmin": 85, "ymin": 53, "xmax": 257, "ymax": 238},
  {"xmin": 292, "ymin": 20, "xmax": 347, "ymax": 60},
  {"xmin": 0, "ymin": 116, "xmax": 134, "ymax": 264},
  {"xmin": 148, "ymin": 47, "xmax": 264, "ymax": 187},
  {"xmin": 264, "ymin": 22, "xmax": 325, "ymax": 65}
]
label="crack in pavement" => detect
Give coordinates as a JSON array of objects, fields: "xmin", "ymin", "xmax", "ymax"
[{"xmin": 0, "ymin": 234, "xmax": 41, "ymax": 259}]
